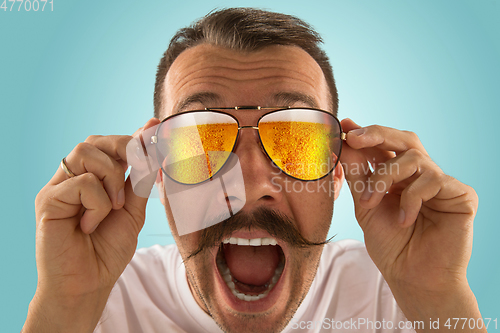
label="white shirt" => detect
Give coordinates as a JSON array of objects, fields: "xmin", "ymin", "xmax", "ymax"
[{"xmin": 95, "ymin": 240, "xmax": 415, "ymax": 332}]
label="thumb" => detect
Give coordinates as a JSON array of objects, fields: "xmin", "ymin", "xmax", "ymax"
[
  {"xmin": 127, "ymin": 118, "xmax": 161, "ymax": 199},
  {"xmin": 339, "ymin": 118, "xmax": 372, "ymax": 204},
  {"xmin": 123, "ymin": 117, "xmax": 161, "ymax": 220}
]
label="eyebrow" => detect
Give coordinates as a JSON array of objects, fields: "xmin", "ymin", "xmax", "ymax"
[
  {"xmin": 173, "ymin": 90, "xmax": 319, "ymax": 114},
  {"xmin": 271, "ymin": 92, "xmax": 319, "ymax": 108},
  {"xmin": 175, "ymin": 92, "xmax": 222, "ymax": 114}
]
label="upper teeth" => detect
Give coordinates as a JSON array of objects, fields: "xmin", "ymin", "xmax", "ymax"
[{"xmin": 222, "ymin": 237, "xmax": 278, "ymax": 246}]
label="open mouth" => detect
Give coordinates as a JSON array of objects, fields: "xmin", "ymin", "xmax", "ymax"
[{"xmin": 216, "ymin": 236, "xmax": 286, "ymax": 302}]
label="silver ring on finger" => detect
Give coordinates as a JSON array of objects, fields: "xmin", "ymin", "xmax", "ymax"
[{"xmin": 60, "ymin": 157, "xmax": 77, "ymax": 178}]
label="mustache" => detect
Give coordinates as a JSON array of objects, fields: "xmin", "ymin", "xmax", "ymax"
[{"xmin": 186, "ymin": 207, "xmax": 333, "ymax": 260}]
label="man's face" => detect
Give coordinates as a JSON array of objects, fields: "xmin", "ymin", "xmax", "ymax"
[{"xmin": 159, "ymin": 44, "xmax": 343, "ymax": 332}]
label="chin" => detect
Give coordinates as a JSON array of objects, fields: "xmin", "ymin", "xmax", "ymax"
[{"xmin": 183, "ymin": 229, "xmax": 322, "ymax": 333}]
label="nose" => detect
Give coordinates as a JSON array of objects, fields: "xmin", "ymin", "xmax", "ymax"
[{"xmin": 233, "ymin": 126, "xmax": 284, "ymax": 211}]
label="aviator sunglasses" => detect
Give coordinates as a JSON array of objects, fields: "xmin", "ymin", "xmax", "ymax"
[{"xmin": 151, "ymin": 107, "xmax": 346, "ymax": 185}]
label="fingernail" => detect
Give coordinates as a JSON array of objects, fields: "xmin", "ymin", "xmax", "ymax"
[
  {"xmin": 350, "ymin": 128, "xmax": 365, "ymax": 136},
  {"xmin": 361, "ymin": 185, "xmax": 373, "ymax": 201},
  {"xmin": 117, "ymin": 188, "xmax": 125, "ymax": 205},
  {"xmin": 89, "ymin": 223, "xmax": 99, "ymax": 234},
  {"xmin": 398, "ymin": 208, "xmax": 405, "ymax": 224}
]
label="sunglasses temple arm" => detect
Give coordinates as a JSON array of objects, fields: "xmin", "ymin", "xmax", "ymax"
[{"xmin": 340, "ymin": 132, "xmax": 347, "ymax": 141}]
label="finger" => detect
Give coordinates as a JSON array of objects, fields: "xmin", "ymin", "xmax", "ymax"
[
  {"xmin": 49, "ymin": 136, "xmax": 131, "ymax": 186},
  {"xmin": 343, "ymin": 121, "xmax": 428, "ymax": 155},
  {"xmin": 50, "ymin": 143, "xmax": 126, "ymax": 210},
  {"xmin": 85, "ymin": 135, "xmax": 133, "ymax": 164},
  {"xmin": 398, "ymin": 169, "xmax": 444, "ymax": 227},
  {"xmin": 421, "ymin": 177, "xmax": 478, "ymax": 216},
  {"xmin": 127, "ymin": 119, "xmax": 161, "ymax": 172},
  {"xmin": 83, "ymin": 118, "xmax": 160, "ymax": 164},
  {"xmin": 119, "ymin": 119, "xmax": 161, "ymax": 220},
  {"xmin": 360, "ymin": 148, "xmax": 439, "ymax": 208},
  {"xmin": 87, "ymin": 118, "xmax": 161, "ymax": 176},
  {"xmin": 119, "ymin": 176, "xmax": 153, "ymax": 233},
  {"xmin": 341, "ymin": 119, "xmax": 395, "ymax": 165},
  {"xmin": 50, "ymin": 119, "xmax": 161, "ymax": 203},
  {"xmin": 41, "ymin": 173, "xmax": 113, "ymax": 234},
  {"xmin": 339, "ymin": 135, "xmax": 372, "ymax": 203},
  {"xmin": 361, "ymin": 147, "xmax": 396, "ymax": 170}
]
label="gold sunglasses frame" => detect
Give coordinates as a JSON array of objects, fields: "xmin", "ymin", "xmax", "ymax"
[{"xmin": 151, "ymin": 106, "xmax": 346, "ymax": 184}]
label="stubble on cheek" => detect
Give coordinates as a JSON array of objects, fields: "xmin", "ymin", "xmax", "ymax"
[
  {"xmin": 285, "ymin": 246, "xmax": 324, "ymax": 307},
  {"xmin": 183, "ymin": 249, "xmax": 216, "ymax": 314}
]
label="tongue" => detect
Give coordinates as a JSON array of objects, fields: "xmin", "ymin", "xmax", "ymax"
[{"xmin": 223, "ymin": 244, "xmax": 280, "ymax": 286}]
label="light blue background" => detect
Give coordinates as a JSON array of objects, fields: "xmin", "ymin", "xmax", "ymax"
[{"xmin": 1, "ymin": 1, "xmax": 499, "ymax": 331}]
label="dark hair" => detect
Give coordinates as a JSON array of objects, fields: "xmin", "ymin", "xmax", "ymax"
[{"xmin": 154, "ymin": 7, "xmax": 338, "ymax": 118}]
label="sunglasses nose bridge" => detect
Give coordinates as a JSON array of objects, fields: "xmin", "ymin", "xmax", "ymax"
[
  {"xmin": 233, "ymin": 125, "xmax": 271, "ymax": 163},
  {"xmin": 238, "ymin": 125, "xmax": 259, "ymax": 130},
  {"xmin": 235, "ymin": 125, "xmax": 262, "ymax": 151},
  {"xmin": 236, "ymin": 126, "xmax": 261, "ymax": 146}
]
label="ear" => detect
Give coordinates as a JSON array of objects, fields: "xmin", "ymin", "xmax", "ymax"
[{"xmin": 332, "ymin": 160, "xmax": 345, "ymax": 201}]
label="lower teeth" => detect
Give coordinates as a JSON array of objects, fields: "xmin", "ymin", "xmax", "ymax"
[{"xmin": 217, "ymin": 257, "xmax": 284, "ymax": 302}]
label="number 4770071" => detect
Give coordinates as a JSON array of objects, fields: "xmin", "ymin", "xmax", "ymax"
[{"xmin": 1, "ymin": 0, "xmax": 53, "ymax": 11}]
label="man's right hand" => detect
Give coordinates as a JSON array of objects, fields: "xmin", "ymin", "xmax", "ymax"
[{"xmin": 23, "ymin": 118, "xmax": 160, "ymax": 333}]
